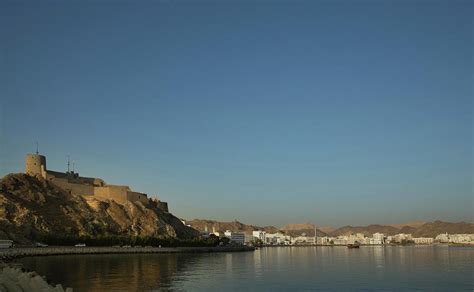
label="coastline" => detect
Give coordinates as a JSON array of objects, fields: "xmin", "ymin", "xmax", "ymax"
[
  {"xmin": 0, "ymin": 245, "xmax": 254, "ymax": 291},
  {"xmin": 0, "ymin": 245, "xmax": 255, "ymax": 262},
  {"xmin": 259, "ymin": 243, "xmax": 473, "ymax": 247}
]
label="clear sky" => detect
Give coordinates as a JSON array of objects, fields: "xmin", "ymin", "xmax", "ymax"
[{"xmin": 1, "ymin": 0, "xmax": 472, "ymax": 227}]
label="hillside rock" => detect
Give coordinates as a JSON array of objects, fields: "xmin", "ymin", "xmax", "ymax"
[
  {"xmin": 412, "ymin": 221, "xmax": 474, "ymax": 237},
  {"xmin": 328, "ymin": 221, "xmax": 474, "ymax": 238},
  {"xmin": 281, "ymin": 223, "xmax": 315, "ymax": 231},
  {"xmin": 0, "ymin": 174, "xmax": 199, "ymax": 243},
  {"xmin": 330, "ymin": 225, "xmax": 401, "ymax": 237},
  {"xmin": 185, "ymin": 219, "xmax": 279, "ymax": 235},
  {"xmin": 388, "ymin": 220, "xmax": 426, "ymax": 229},
  {"xmin": 280, "ymin": 223, "xmax": 328, "ymax": 237}
]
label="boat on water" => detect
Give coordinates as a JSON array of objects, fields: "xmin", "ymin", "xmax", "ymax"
[{"xmin": 347, "ymin": 242, "xmax": 360, "ymax": 248}]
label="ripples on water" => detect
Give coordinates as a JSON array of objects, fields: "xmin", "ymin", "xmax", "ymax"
[{"xmin": 17, "ymin": 246, "xmax": 473, "ymax": 291}]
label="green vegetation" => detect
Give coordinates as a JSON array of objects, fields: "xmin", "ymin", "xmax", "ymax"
[
  {"xmin": 35, "ymin": 234, "xmax": 230, "ymax": 247},
  {"xmin": 251, "ymin": 238, "xmax": 264, "ymax": 246},
  {"xmin": 396, "ymin": 239, "xmax": 415, "ymax": 246}
]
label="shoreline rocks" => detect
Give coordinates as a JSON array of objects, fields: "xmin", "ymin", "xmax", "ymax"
[{"xmin": 0, "ymin": 262, "xmax": 72, "ymax": 292}]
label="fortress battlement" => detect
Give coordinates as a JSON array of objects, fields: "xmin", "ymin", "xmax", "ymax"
[{"xmin": 25, "ymin": 153, "xmax": 169, "ymax": 212}]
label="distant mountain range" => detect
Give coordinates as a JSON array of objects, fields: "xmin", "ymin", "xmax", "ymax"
[
  {"xmin": 188, "ymin": 219, "xmax": 473, "ymax": 238},
  {"xmin": 327, "ymin": 221, "xmax": 473, "ymax": 237}
]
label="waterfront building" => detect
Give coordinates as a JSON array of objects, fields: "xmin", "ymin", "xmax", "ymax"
[
  {"xmin": 346, "ymin": 233, "xmax": 366, "ymax": 244},
  {"xmin": 413, "ymin": 237, "xmax": 434, "ymax": 245},
  {"xmin": 333, "ymin": 236, "xmax": 348, "ymax": 245},
  {"xmin": 244, "ymin": 233, "xmax": 254, "ymax": 245},
  {"xmin": 389, "ymin": 233, "xmax": 413, "ymax": 244},
  {"xmin": 252, "ymin": 231, "xmax": 266, "ymax": 243},
  {"xmin": 224, "ymin": 230, "xmax": 245, "ymax": 245},
  {"xmin": 291, "ymin": 236, "xmax": 313, "ymax": 245},
  {"xmin": 448, "ymin": 234, "xmax": 474, "ymax": 244},
  {"xmin": 434, "ymin": 233, "xmax": 474, "ymax": 244},
  {"xmin": 359, "ymin": 237, "xmax": 371, "ymax": 245},
  {"xmin": 435, "ymin": 233, "xmax": 449, "ymax": 243},
  {"xmin": 317, "ymin": 236, "xmax": 332, "ymax": 245},
  {"xmin": 370, "ymin": 233, "xmax": 385, "ymax": 245},
  {"xmin": 265, "ymin": 232, "xmax": 289, "ymax": 245}
]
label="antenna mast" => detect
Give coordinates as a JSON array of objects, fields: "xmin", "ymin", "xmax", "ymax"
[
  {"xmin": 67, "ymin": 155, "xmax": 70, "ymax": 172},
  {"xmin": 35, "ymin": 141, "xmax": 39, "ymax": 154}
]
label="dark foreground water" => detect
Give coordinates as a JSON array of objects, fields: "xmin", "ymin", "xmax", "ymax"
[{"xmin": 17, "ymin": 246, "xmax": 473, "ymax": 291}]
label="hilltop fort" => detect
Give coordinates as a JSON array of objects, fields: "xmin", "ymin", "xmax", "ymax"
[{"xmin": 24, "ymin": 153, "xmax": 168, "ymax": 212}]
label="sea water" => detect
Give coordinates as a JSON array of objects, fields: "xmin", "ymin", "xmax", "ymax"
[{"xmin": 17, "ymin": 245, "xmax": 473, "ymax": 291}]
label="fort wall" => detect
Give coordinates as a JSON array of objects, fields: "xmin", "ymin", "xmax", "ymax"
[
  {"xmin": 126, "ymin": 191, "xmax": 149, "ymax": 205},
  {"xmin": 156, "ymin": 201, "xmax": 169, "ymax": 212},
  {"xmin": 95, "ymin": 185, "xmax": 128, "ymax": 203},
  {"xmin": 24, "ymin": 153, "xmax": 165, "ymax": 208},
  {"xmin": 150, "ymin": 199, "xmax": 169, "ymax": 212},
  {"xmin": 49, "ymin": 176, "xmax": 95, "ymax": 197}
]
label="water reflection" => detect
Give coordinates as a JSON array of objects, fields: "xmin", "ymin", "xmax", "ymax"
[
  {"xmin": 18, "ymin": 253, "xmax": 197, "ymax": 291},
  {"xmin": 17, "ymin": 246, "xmax": 474, "ymax": 291}
]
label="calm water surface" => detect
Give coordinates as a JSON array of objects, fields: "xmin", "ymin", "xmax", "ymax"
[{"xmin": 17, "ymin": 246, "xmax": 473, "ymax": 291}]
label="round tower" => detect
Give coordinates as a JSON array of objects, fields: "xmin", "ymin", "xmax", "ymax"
[{"xmin": 25, "ymin": 153, "xmax": 47, "ymax": 179}]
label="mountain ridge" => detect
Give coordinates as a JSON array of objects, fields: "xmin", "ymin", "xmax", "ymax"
[{"xmin": 187, "ymin": 219, "xmax": 473, "ymax": 238}]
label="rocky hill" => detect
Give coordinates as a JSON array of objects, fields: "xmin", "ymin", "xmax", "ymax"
[
  {"xmin": 277, "ymin": 220, "xmax": 473, "ymax": 238},
  {"xmin": 186, "ymin": 220, "xmax": 331, "ymax": 237},
  {"xmin": 388, "ymin": 220, "xmax": 427, "ymax": 229},
  {"xmin": 280, "ymin": 223, "xmax": 328, "ymax": 237},
  {"xmin": 0, "ymin": 174, "xmax": 199, "ymax": 243},
  {"xmin": 327, "ymin": 221, "xmax": 474, "ymax": 237},
  {"xmin": 185, "ymin": 219, "xmax": 279, "ymax": 235},
  {"xmin": 410, "ymin": 221, "xmax": 474, "ymax": 237},
  {"xmin": 281, "ymin": 223, "xmax": 314, "ymax": 231},
  {"xmin": 329, "ymin": 224, "xmax": 400, "ymax": 236}
]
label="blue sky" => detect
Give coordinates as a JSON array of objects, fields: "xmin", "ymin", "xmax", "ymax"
[{"xmin": 1, "ymin": 0, "xmax": 472, "ymax": 227}]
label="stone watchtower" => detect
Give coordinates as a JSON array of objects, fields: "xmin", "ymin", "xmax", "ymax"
[{"xmin": 25, "ymin": 153, "xmax": 47, "ymax": 179}]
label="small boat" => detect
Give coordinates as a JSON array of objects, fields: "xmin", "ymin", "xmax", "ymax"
[{"xmin": 347, "ymin": 242, "xmax": 360, "ymax": 248}]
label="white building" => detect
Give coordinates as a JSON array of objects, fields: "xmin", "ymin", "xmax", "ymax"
[
  {"xmin": 211, "ymin": 227, "xmax": 220, "ymax": 237},
  {"xmin": 346, "ymin": 233, "xmax": 366, "ymax": 244},
  {"xmin": 389, "ymin": 233, "xmax": 413, "ymax": 244},
  {"xmin": 333, "ymin": 236, "xmax": 348, "ymax": 245},
  {"xmin": 317, "ymin": 236, "xmax": 332, "ymax": 245},
  {"xmin": 265, "ymin": 232, "xmax": 289, "ymax": 245},
  {"xmin": 252, "ymin": 230, "xmax": 266, "ymax": 243},
  {"xmin": 370, "ymin": 233, "xmax": 385, "ymax": 245},
  {"xmin": 224, "ymin": 230, "xmax": 245, "ymax": 245},
  {"xmin": 413, "ymin": 237, "xmax": 434, "ymax": 245},
  {"xmin": 448, "ymin": 234, "xmax": 474, "ymax": 244},
  {"xmin": 291, "ymin": 236, "xmax": 313, "ymax": 245},
  {"xmin": 434, "ymin": 233, "xmax": 474, "ymax": 244},
  {"xmin": 435, "ymin": 233, "xmax": 449, "ymax": 243}
]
